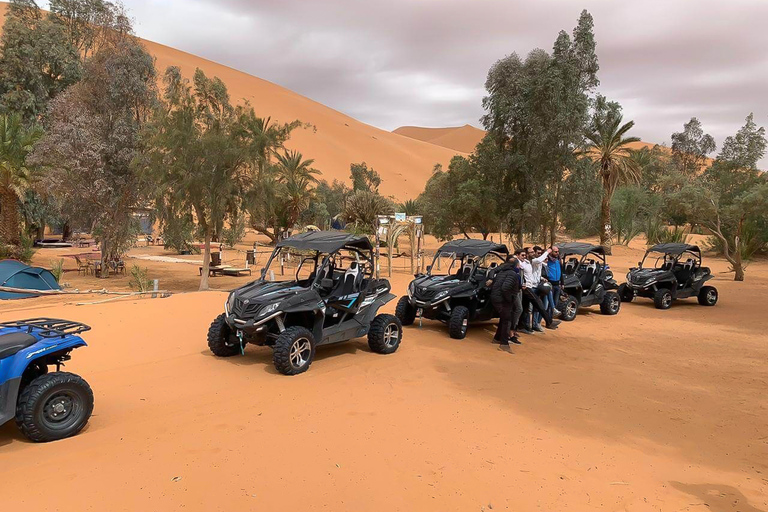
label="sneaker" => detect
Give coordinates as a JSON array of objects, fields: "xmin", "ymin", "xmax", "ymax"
[
  {"xmin": 518, "ymin": 328, "xmax": 533, "ymax": 335},
  {"xmin": 532, "ymin": 324, "xmax": 544, "ymax": 332},
  {"xmin": 498, "ymin": 343, "xmax": 512, "ymax": 352},
  {"xmin": 553, "ymin": 308, "xmax": 562, "ymax": 318},
  {"xmin": 545, "ymin": 319, "xmax": 561, "ymax": 330},
  {"xmin": 510, "ymin": 336, "xmax": 522, "ymax": 345}
]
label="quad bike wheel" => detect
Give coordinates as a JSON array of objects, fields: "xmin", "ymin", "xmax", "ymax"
[
  {"xmin": 697, "ymin": 286, "xmax": 718, "ymax": 306},
  {"xmin": 558, "ymin": 295, "xmax": 579, "ymax": 321},
  {"xmin": 395, "ymin": 296, "xmax": 417, "ymax": 326},
  {"xmin": 273, "ymin": 326, "xmax": 316, "ymax": 376},
  {"xmin": 617, "ymin": 283, "xmax": 634, "ymax": 303},
  {"xmin": 600, "ymin": 291, "xmax": 621, "ymax": 315},
  {"xmin": 448, "ymin": 306, "xmax": 470, "ymax": 339},
  {"xmin": 368, "ymin": 314, "xmax": 403, "ymax": 354},
  {"xmin": 207, "ymin": 313, "xmax": 241, "ymax": 357},
  {"xmin": 15, "ymin": 372, "xmax": 94, "ymax": 443},
  {"xmin": 653, "ymin": 289, "xmax": 673, "ymax": 310}
]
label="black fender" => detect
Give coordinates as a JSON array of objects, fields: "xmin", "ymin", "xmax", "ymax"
[{"xmin": 691, "ymin": 274, "xmax": 714, "ymax": 293}]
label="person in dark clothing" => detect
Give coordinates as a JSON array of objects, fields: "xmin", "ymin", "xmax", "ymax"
[{"xmin": 490, "ymin": 256, "xmax": 522, "ymax": 349}]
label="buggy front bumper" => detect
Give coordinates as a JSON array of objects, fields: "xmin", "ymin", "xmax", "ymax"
[{"xmin": 409, "ymin": 296, "xmax": 451, "ymax": 319}]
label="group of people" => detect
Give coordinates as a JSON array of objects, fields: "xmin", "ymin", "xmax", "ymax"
[{"xmin": 487, "ymin": 246, "xmax": 563, "ymax": 350}]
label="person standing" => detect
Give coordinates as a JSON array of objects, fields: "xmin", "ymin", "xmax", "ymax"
[
  {"xmin": 545, "ymin": 246, "xmax": 562, "ymax": 318},
  {"xmin": 520, "ymin": 246, "xmax": 560, "ymax": 331},
  {"xmin": 490, "ymin": 256, "xmax": 522, "ymax": 349}
]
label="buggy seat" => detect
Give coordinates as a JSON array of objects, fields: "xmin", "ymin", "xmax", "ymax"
[
  {"xmin": 579, "ymin": 261, "xmax": 598, "ymax": 290},
  {"xmin": 0, "ymin": 332, "xmax": 37, "ymax": 360}
]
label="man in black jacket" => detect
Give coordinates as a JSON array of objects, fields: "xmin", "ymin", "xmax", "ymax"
[{"xmin": 490, "ymin": 256, "xmax": 522, "ymax": 349}]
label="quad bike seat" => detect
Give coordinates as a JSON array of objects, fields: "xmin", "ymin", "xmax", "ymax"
[{"xmin": 0, "ymin": 332, "xmax": 37, "ymax": 360}]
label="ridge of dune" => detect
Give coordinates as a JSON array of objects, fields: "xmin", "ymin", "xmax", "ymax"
[
  {"xmin": 394, "ymin": 124, "xmax": 486, "ymax": 153},
  {"xmin": 0, "ymin": 3, "xmax": 460, "ymax": 199}
]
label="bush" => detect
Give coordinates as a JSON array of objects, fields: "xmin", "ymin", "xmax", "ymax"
[
  {"xmin": 706, "ymin": 221, "xmax": 767, "ymax": 261},
  {"xmin": 161, "ymin": 213, "xmax": 197, "ymax": 254},
  {"xmin": 612, "ymin": 186, "xmax": 646, "ymax": 245},
  {"xmin": 646, "ymin": 223, "xmax": 688, "ymax": 245},
  {"xmin": 50, "ymin": 259, "xmax": 64, "ymax": 283},
  {"xmin": 128, "ymin": 264, "xmax": 153, "ymax": 292},
  {"xmin": 221, "ymin": 216, "xmax": 246, "ymax": 248}
]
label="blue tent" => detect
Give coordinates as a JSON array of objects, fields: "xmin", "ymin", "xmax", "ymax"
[{"xmin": 0, "ymin": 260, "xmax": 61, "ymax": 300}]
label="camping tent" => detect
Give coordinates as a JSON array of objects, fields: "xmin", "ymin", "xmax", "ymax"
[{"xmin": 0, "ymin": 260, "xmax": 61, "ymax": 300}]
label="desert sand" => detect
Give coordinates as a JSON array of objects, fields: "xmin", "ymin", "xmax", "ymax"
[
  {"xmin": 1, "ymin": 236, "xmax": 767, "ymax": 511},
  {"xmin": 394, "ymin": 125, "xmax": 487, "ymax": 153}
]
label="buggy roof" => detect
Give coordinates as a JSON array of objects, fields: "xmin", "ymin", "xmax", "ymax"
[
  {"xmin": 559, "ymin": 242, "xmax": 606, "ymax": 256},
  {"xmin": 277, "ymin": 231, "xmax": 373, "ymax": 253},
  {"xmin": 437, "ymin": 239, "xmax": 508, "ymax": 257},
  {"xmin": 646, "ymin": 243, "xmax": 701, "ymax": 255}
]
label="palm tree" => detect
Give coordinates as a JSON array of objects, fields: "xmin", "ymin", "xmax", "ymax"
[
  {"xmin": 274, "ymin": 150, "xmax": 320, "ymax": 230},
  {"xmin": 0, "ymin": 114, "xmax": 42, "ymax": 245},
  {"xmin": 584, "ymin": 115, "xmax": 641, "ymax": 253}
]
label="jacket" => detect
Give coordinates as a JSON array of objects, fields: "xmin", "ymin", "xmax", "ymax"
[{"xmin": 490, "ymin": 262, "xmax": 520, "ymax": 304}]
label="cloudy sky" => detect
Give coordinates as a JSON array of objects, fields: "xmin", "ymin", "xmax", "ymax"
[{"xmin": 56, "ymin": 0, "xmax": 768, "ymax": 162}]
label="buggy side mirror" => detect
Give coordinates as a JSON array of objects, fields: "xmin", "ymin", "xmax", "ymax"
[
  {"xmin": 637, "ymin": 262, "xmax": 642, "ymax": 267},
  {"xmin": 426, "ymin": 265, "xmax": 432, "ymax": 273},
  {"xmin": 320, "ymin": 278, "xmax": 333, "ymax": 289},
  {"xmin": 260, "ymin": 268, "xmax": 267, "ymax": 279}
]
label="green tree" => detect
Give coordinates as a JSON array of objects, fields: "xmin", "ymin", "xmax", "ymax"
[
  {"xmin": 273, "ymin": 150, "xmax": 320, "ymax": 230},
  {"xmin": 0, "ymin": 113, "xmax": 42, "ymax": 244},
  {"xmin": 141, "ymin": 67, "xmax": 248, "ymax": 290},
  {"xmin": 671, "ymin": 117, "xmax": 716, "ymax": 175},
  {"xmin": 0, "ymin": 0, "xmax": 82, "ymax": 121},
  {"xmin": 671, "ymin": 115, "xmax": 767, "ymax": 281},
  {"xmin": 583, "ymin": 113, "xmax": 641, "ymax": 253},
  {"xmin": 343, "ymin": 189, "xmax": 394, "ymax": 234},
  {"xmin": 32, "ymin": 34, "xmax": 158, "ymax": 269},
  {"xmin": 349, "ymin": 162, "xmax": 381, "ymax": 192}
]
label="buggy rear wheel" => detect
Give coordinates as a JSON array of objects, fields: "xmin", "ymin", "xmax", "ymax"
[
  {"xmin": 368, "ymin": 314, "xmax": 403, "ymax": 354},
  {"xmin": 653, "ymin": 289, "xmax": 673, "ymax": 309},
  {"xmin": 697, "ymin": 286, "xmax": 718, "ymax": 306},
  {"xmin": 15, "ymin": 372, "xmax": 94, "ymax": 443},
  {"xmin": 448, "ymin": 306, "xmax": 470, "ymax": 339},
  {"xmin": 273, "ymin": 327, "xmax": 316, "ymax": 376},
  {"xmin": 207, "ymin": 313, "xmax": 241, "ymax": 357},
  {"xmin": 558, "ymin": 295, "xmax": 579, "ymax": 321},
  {"xmin": 395, "ymin": 296, "xmax": 417, "ymax": 326},
  {"xmin": 600, "ymin": 291, "xmax": 621, "ymax": 315},
  {"xmin": 617, "ymin": 283, "xmax": 634, "ymax": 302}
]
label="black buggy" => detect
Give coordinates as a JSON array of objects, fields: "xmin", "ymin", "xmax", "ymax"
[
  {"xmin": 557, "ymin": 242, "xmax": 621, "ymax": 321},
  {"xmin": 395, "ymin": 239, "xmax": 509, "ymax": 339},
  {"xmin": 207, "ymin": 231, "xmax": 402, "ymax": 375},
  {"xmin": 618, "ymin": 243, "xmax": 718, "ymax": 310}
]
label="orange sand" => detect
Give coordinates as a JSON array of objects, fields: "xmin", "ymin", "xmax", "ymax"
[{"xmin": 1, "ymin": 236, "xmax": 767, "ymax": 511}]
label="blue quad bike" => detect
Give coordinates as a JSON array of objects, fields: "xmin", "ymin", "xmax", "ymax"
[{"xmin": 0, "ymin": 318, "xmax": 94, "ymax": 442}]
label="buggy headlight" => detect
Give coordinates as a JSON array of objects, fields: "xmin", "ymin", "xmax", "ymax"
[
  {"xmin": 408, "ymin": 282, "xmax": 415, "ymax": 298},
  {"xmin": 227, "ymin": 293, "xmax": 236, "ymax": 313},
  {"xmin": 626, "ymin": 272, "xmax": 631, "ymax": 281},
  {"xmin": 259, "ymin": 302, "xmax": 280, "ymax": 316},
  {"xmin": 434, "ymin": 290, "xmax": 449, "ymax": 300}
]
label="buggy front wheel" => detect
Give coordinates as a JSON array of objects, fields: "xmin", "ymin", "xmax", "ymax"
[
  {"xmin": 15, "ymin": 372, "xmax": 94, "ymax": 443},
  {"xmin": 208, "ymin": 313, "xmax": 241, "ymax": 357},
  {"xmin": 273, "ymin": 327, "xmax": 316, "ymax": 376},
  {"xmin": 448, "ymin": 306, "xmax": 470, "ymax": 339},
  {"xmin": 617, "ymin": 284, "xmax": 634, "ymax": 302},
  {"xmin": 395, "ymin": 296, "xmax": 417, "ymax": 326},
  {"xmin": 600, "ymin": 291, "xmax": 621, "ymax": 315},
  {"xmin": 653, "ymin": 289, "xmax": 673, "ymax": 310},
  {"xmin": 697, "ymin": 286, "xmax": 718, "ymax": 306},
  {"xmin": 558, "ymin": 295, "xmax": 579, "ymax": 321},
  {"xmin": 368, "ymin": 314, "xmax": 403, "ymax": 354}
]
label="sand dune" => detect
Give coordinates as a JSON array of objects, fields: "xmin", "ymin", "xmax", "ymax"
[
  {"xmin": 394, "ymin": 124, "xmax": 485, "ymax": 153},
  {"xmin": 0, "ymin": 3, "xmax": 460, "ymax": 199}
]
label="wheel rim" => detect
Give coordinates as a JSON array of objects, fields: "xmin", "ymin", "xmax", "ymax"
[
  {"xmin": 663, "ymin": 293, "xmax": 672, "ymax": 308},
  {"xmin": 611, "ymin": 296, "xmax": 620, "ymax": 312},
  {"xmin": 384, "ymin": 323, "xmax": 400, "ymax": 347},
  {"xmin": 41, "ymin": 391, "xmax": 82, "ymax": 431},
  {"xmin": 290, "ymin": 337, "xmax": 312, "ymax": 368},
  {"xmin": 707, "ymin": 290, "xmax": 717, "ymax": 304},
  {"xmin": 567, "ymin": 301, "xmax": 577, "ymax": 318},
  {"xmin": 461, "ymin": 317, "xmax": 468, "ymax": 334}
]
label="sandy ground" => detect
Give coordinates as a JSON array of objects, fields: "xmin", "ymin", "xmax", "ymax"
[{"xmin": 1, "ymin": 235, "xmax": 766, "ymax": 511}]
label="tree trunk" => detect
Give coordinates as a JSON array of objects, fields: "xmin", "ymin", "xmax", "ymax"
[
  {"xmin": 600, "ymin": 185, "xmax": 613, "ymax": 255},
  {"xmin": 0, "ymin": 189, "xmax": 21, "ymax": 245},
  {"xmin": 200, "ymin": 225, "xmax": 211, "ymax": 291},
  {"xmin": 62, "ymin": 222, "xmax": 71, "ymax": 241}
]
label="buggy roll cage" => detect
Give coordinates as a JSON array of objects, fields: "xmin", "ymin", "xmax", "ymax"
[
  {"xmin": 0, "ymin": 318, "xmax": 91, "ymax": 339},
  {"xmin": 259, "ymin": 244, "xmax": 375, "ymax": 289},
  {"xmin": 640, "ymin": 248, "xmax": 702, "ymax": 270},
  {"xmin": 426, "ymin": 250, "xmax": 508, "ymax": 278}
]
